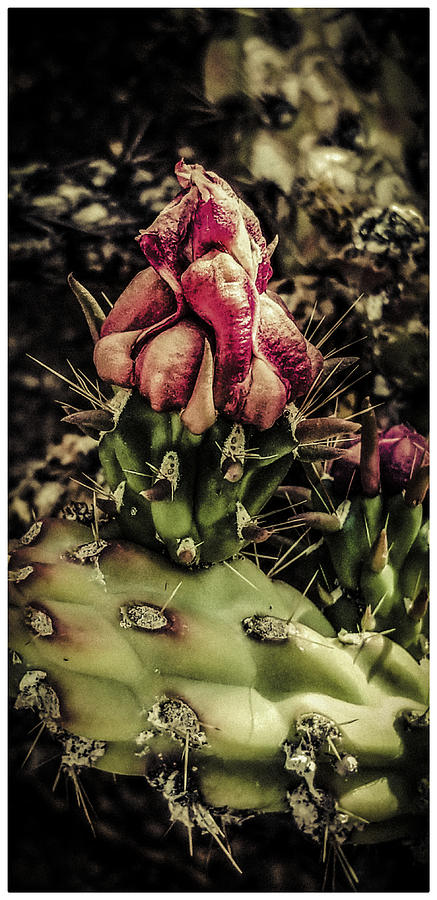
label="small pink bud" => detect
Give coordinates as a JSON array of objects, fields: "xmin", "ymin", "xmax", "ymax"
[
  {"xmin": 328, "ymin": 422, "xmax": 429, "ymax": 498},
  {"xmin": 379, "ymin": 425, "xmax": 429, "ymax": 493}
]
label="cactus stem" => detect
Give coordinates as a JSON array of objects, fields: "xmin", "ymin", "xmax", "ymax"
[
  {"xmin": 359, "ymin": 397, "xmax": 380, "ymax": 497},
  {"xmin": 370, "ymin": 528, "xmax": 389, "ymax": 572},
  {"xmin": 404, "ymin": 465, "xmax": 429, "ymax": 507}
]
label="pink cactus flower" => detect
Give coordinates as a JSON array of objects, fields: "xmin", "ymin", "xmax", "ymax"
[
  {"xmin": 379, "ymin": 425, "xmax": 429, "ymax": 493},
  {"xmin": 328, "ymin": 424, "xmax": 429, "ymax": 496},
  {"xmin": 94, "ymin": 161, "xmax": 323, "ymax": 432}
]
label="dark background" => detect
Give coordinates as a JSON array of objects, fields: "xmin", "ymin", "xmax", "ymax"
[{"xmin": 9, "ymin": 9, "xmax": 429, "ymax": 892}]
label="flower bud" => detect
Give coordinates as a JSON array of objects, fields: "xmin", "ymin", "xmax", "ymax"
[{"xmin": 94, "ymin": 161, "xmax": 324, "ymax": 431}]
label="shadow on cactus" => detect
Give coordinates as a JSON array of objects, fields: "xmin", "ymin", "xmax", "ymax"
[{"xmin": 10, "ymin": 161, "xmax": 428, "ymax": 888}]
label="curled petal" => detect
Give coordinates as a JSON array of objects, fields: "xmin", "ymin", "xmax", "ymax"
[
  {"xmin": 195, "ymin": 165, "xmax": 273, "ymax": 291},
  {"xmin": 306, "ymin": 340, "xmax": 325, "ymax": 384},
  {"xmin": 138, "ymin": 188, "xmax": 199, "ymax": 295},
  {"xmin": 180, "ymin": 163, "xmax": 257, "ymax": 281},
  {"xmin": 240, "ymin": 358, "xmax": 288, "ymax": 430},
  {"xmin": 257, "ymin": 291, "xmax": 323, "ymax": 400},
  {"xmin": 181, "ymin": 250, "xmax": 256, "ymax": 415},
  {"xmin": 238, "ymin": 198, "xmax": 273, "ymax": 294},
  {"xmin": 135, "ymin": 321, "xmax": 207, "ymax": 412},
  {"xmin": 100, "ymin": 268, "xmax": 179, "ymax": 338},
  {"xmin": 94, "ymin": 330, "xmax": 139, "ymax": 386},
  {"xmin": 141, "ymin": 161, "xmax": 272, "ymax": 294},
  {"xmin": 181, "ymin": 339, "xmax": 217, "ymax": 434}
]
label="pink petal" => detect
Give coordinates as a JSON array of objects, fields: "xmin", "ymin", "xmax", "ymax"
[
  {"xmin": 181, "ymin": 250, "xmax": 256, "ymax": 415},
  {"xmin": 256, "ymin": 291, "xmax": 323, "ymax": 400},
  {"xmin": 138, "ymin": 187, "xmax": 199, "ymax": 295},
  {"xmin": 240, "ymin": 358, "xmax": 288, "ymax": 430},
  {"xmin": 93, "ymin": 331, "xmax": 140, "ymax": 387},
  {"xmin": 163, "ymin": 161, "xmax": 272, "ymax": 289},
  {"xmin": 238, "ymin": 198, "xmax": 273, "ymax": 294},
  {"xmin": 135, "ymin": 320, "xmax": 207, "ymax": 412},
  {"xmin": 100, "ymin": 267, "xmax": 178, "ymax": 337}
]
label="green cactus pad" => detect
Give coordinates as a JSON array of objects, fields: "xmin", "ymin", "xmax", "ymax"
[{"xmin": 9, "ymin": 519, "xmax": 428, "ymax": 851}]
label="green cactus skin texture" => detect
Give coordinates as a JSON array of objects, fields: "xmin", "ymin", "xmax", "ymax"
[
  {"xmin": 9, "ymin": 519, "xmax": 428, "ymax": 856},
  {"xmin": 305, "ymin": 475, "xmax": 429, "ymax": 661},
  {"xmin": 98, "ymin": 389, "xmax": 302, "ymax": 566}
]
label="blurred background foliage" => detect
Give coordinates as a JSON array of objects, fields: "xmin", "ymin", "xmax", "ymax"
[{"xmin": 9, "ymin": 8, "xmax": 428, "ymax": 892}]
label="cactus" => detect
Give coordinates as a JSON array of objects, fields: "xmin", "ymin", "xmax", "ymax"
[
  {"xmin": 278, "ymin": 401, "xmax": 429, "ymax": 661},
  {"xmin": 62, "ymin": 162, "xmax": 361, "ymax": 567},
  {"xmin": 9, "ymin": 159, "xmax": 429, "ymax": 887},
  {"xmin": 9, "ymin": 517, "xmax": 429, "ymax": 874}
]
